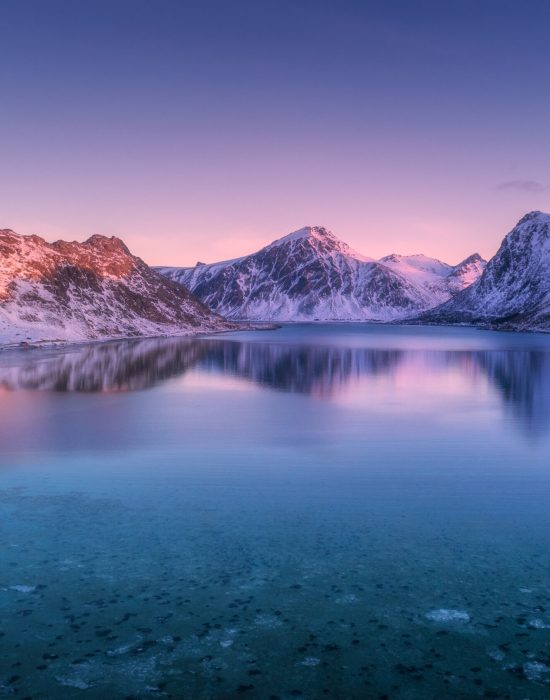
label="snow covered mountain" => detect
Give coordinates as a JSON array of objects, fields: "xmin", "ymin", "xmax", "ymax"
[
  {"xmin": 0, "ymin": 228, "xmax": 234, "ymax": 346},
  {"xmin": 420, "ymin": 211, "xmax": 550, "ymax": 331},
  {"xmin": 379, "ymin": 252, "xmax": 486, "ymax": 303},
  {"xmin": 157, "ymin": 226, "xmax": 485, "ymax": 321}
]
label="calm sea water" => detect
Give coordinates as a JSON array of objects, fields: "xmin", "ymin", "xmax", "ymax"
[{"xmin": 1, "ymin": 324, "xmax": 550, "ymax": 699}]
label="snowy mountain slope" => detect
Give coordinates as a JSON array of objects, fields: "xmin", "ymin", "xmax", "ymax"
[
  {"xmin": 157, "ymin": 226, "xmax": 485, "ymax": 321},
  {"xmin": 420, "ymin": 212, "xmax": 550, "ymax": 331},
  {"xmin": 378, "ymin": 253, "xmax": 452, "ymax": 282},
  {"xmin": 158, "ymin": 227, "xmax": 431, "ymax": 321},
  {"xmin": 379, "ymin": 252, "xmax": 486, "ymax": 304},
  {"xmin": 0, "ymin": 228, "xmax": 234, "ymax": 346},
  {"xmin": 446, "ymin": 254, "xmax": 487, "ymax": 294}
]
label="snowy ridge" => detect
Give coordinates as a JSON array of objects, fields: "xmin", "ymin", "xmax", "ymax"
[
  {"xmin": 265, "ymin": 226, "xmax": 373, "ymax": 262},
  {"xmin": 0, "ymin": 228, "xmax": 234, "ymax": 346},
  {"xmin": 157, "ymin": 227, "xmax": 485, "ymax": 321},
  {"xmin": 379, "ymin": 252, "xmax": 486, "ymax": 304},
  {"xmin": 446, "ymin": 254, "xmax": 487, "ymax": 293},
  {"xmin": 421, "ymin": 212, "xmax": 550, "ymax": 331}
]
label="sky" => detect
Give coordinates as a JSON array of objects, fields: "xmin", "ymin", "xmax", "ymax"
[{"xmin": 0, "ymin": 0, "xmax": 549, "ymax": 266}]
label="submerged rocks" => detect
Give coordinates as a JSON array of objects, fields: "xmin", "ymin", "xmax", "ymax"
[{"xmin": 425, "ymin": 609, "xmax": 471, "ymax": 623}]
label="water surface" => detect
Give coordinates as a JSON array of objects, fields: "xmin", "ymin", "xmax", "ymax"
[{"xmin": 1, "ymin": 324, "xmax": 550, "ymax": 698}]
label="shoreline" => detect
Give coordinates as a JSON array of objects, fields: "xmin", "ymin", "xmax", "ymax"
[
  {"xmin": 2, "ymin": 318, "xmax": 549, "ymax": 353},
  {"xmin": 0, "ymin": 321, "xmax": 281, "ymax": 353}
]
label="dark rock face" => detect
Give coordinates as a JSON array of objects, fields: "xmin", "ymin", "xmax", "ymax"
[
  {"xmin": 419, "ymin": 212, "xmax": 550, "ymax": 331},
  {"xmin": 158, "ymin": 227, "xmax": 481, "ymax": 321},
  {"xmin": 0, "ymin": 229, "xmax": 234, "ymax": 344}
]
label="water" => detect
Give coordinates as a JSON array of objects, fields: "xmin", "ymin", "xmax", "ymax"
[{"xmin": 1, "ymin": 323, "xmax": 550, "ymax": 699}]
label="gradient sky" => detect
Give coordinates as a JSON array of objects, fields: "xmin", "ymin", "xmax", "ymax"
[{"xmin": 1, "ymin": 0, "xmax": 549, "ymax": 266}]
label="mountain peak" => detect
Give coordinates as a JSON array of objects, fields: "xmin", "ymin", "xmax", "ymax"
[
  {"xmin": 83, "ymin": 234, "xmax": 132, "ymax": 256},
  {"xmin": 264, "ymin": 226, "xmax": 372, "ymax": 262},
  {"xmin": 516, "ymin": 211, "xmax": 550, "ymax": 227},
  {"xmin": 455, "ymin": 253, "xmax": 485, "ymax": 267},
  {"xmin": 268, "ymin": 226, "xmax": 335, "ymax": 246},
  {"xmin": 379, "ymin": 253, "xmax": 451, "ymax": 277}
]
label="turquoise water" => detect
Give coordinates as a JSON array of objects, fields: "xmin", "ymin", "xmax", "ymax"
[{"xmin": 1, "ymin": 324, "xmax": 550, "ymax": 699}]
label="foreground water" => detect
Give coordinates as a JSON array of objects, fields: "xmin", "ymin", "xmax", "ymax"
[{"xmin": 1, "ymin": 324, "xmax": 550, "ymax": 699}]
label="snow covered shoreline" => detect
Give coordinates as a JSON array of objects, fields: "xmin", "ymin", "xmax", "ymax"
[{"xmin": 0, "ymin": 321, "xmax": 282, "ymax": 353}]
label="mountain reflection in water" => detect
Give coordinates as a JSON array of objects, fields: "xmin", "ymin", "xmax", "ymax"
[{"xmin": 0, "ymin": 334, "xmax": 549, "ymax": 435}]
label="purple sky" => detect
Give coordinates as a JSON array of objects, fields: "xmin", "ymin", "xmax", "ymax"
[{"xmin": 1, "ymin": 0, "xmax": 549, "ymax": 266}]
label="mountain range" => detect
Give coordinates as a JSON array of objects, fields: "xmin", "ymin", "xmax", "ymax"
[
  {"xmin": 0, "ymin": 229, "xmax": 233, "ymax": 346},
  {"xmin": 157, "ymin": 227, "xmax": 486, "ymax": 321},
  {"xmin": 1, "ymin": 211, "xmax": 548, "ymax": 346}
]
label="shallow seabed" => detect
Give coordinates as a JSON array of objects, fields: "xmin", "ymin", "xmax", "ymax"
[{"xmin": 1, "ymin": 324, "xmax": 550, "ymax": 699}]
